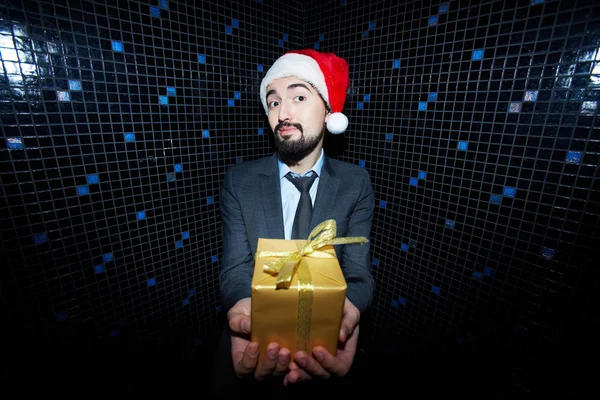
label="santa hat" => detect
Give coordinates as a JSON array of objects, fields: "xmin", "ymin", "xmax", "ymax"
[{"xmin": 259, "ymin": 49, "xmax": 350, "ymax": 134}]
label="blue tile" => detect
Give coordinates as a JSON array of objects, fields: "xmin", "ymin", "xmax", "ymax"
[
  {"xmin": 257, "ymin": 64, "xmax": 263, "ymax": 72},
  {"xmin": 103, "ymin": 253, "xmax": 113, "ymax": 262},
  {"xmin": 581, "ymin": 101, "xmax": 597, "ymax": 114},
  {"xmin": 174, "ymin": 164, "xmax": 183, "ymax": 172},
  {"xmin": 198, "ymin": 54, "xmax": 206, "ymax": 64},
  {"xmin": 401, "ymin": 243, "xmax": 409, "ymax": 252},
  {"xmin": 428, "ymin": 15, "xmax": 438, "ymax": 26},
  {"xmin": 232, "ymin": 18, "xmax": 239, "ymax": 28},
  {"xmin": 87, "ymin": 174, "xmax": 99, "ymax": 184},
  {"xmin": 445, "ymin": 219, "xmax": 455, "ymax": 229},
  {"xmin": 258, "ymin": 128, "xmax": 264, "ymax": 135},
  {"xmin": 428, "ymin": 92, "xmax": 438, "ymax": 102},
  {"xmin": 203, "ymin": 130, "xmax": 210, "ymax": 138},
  {"xmin": 189, "ymin": 289, "xmax": 196, "ymax": 296},
  {"xmin": 176, "ymin": 240, "xmax": 183, "ymax": 249},
  {"xmin": 94, "ymin": 264, "xmax": 105, "ymax": 274},
  {"xmin": 225, "ymin": 25, "xmax": 233, "ymax": 35},
  {"xmin": 418, "ymin": 102, "xmax": 427, "ymax": 110},
  {"xmin": 397, "ymin": 297, "xmax": 406, "ymax": 306},
  {"xmin": 368, "ymin": 22, "xmax": 376, "ymax": 30},
  {"xmin": 236, "ymin": 156, "xmax": 243, "ymax": 164},
  {"xmin": 409, "ymin": 177, "xmax": 418, "ymax": 186},
  {"xmin": 531, "ymin": 0, "xmax": 544, "ymax": 4},
  {"xmin": 432, "ymin": 285, "xmax": 441, "ymax": 295},
  {"xmin": 166, "ymin": 172, "xmax": 176, "ymax": 182},
  {"xmin": 363, "ymin": 94, "xmax": 370, "ymax": 102},
  {"xmin": 212, "ymin": 255, "xmax": 219, "ymax": 262},
  {"xmin": 109, "ymin": 329, "xmax": 120, "ymax": 338},
  {"xmin": 418, "ymin": 171, "xmax": 427, "ymax": 180},
  {"xmin": 362, "ymin": 31, "xmax": 369, "ymax": 39},
  {"xmin": 319, "ymin": 33, "xmax": 325, "ymax": 41},
  {"xmin": 359, "ymin": 160, "xmax": 365, "ymax": 168},
  {"xmin": 7, "ymin": 137, "xmax": 24, "ymax": 149},
  {"xmin": 77, "ymin": 185, "xmax": 89, "ymax": 196},
  {"xmin": 408, "ymin": 239, "xmax": 417, "ymax": 248},
  {"xmin": 182, "ymin": 231, "xmax": 189, "ymax": 239},
  {"xmin": 167, "ymin": 87, "xmax": 176, "ymax": 96},
  {"xmin": 542, "ymin": 247, "xmax": 555, "ymax": 260},
  {"xmin": 216, "ymin": 305, "xmax": 223, "ymax": 313},
  {"xmin": 283, "ymin": 34, "xmax": 288, "ymax": 41},
  {"xmin": 150, "ymin": 6, "xmax": 161, "ymax": 18},
  {"xmin": 393, "ymin": 59, "xmax": 401, "ymax": 68},
  {"xmin": 524, "ymin": 90, "xmax": 538, "ymax": 101},
  {"xmin": 472, "ymin": 49, "xmax": 484, "ymax": 61},
  {"xmin": 379, "ymin": 200, "xmax": 387, "ymax": 208},
  {"xmin": 439, "ymin": 3, "xmax": 449, "ymax": 13},
  {"xmin": 147, "ymin": 277, "xmax": 156, "ymax": 287},
  {"xmin": 234, "ymin": 91, "xmax": 241, "ymax": 99},
  {"xmin": 484, "ymin": 267, "xmax": 495, "ymax": 278},
  {"xmin": 68, "ymin": 80, "xmax": 81, "ymax": 90},
  {"xmin": 111, "ymin": 41, "xmax": 123, "ymax": 52},
  {"xmin": 159, "ymin": 96, "xmax": 168, "ymax": 105},
  {"xmin": 472, "ymin": 271, "xmax": 483, "ymax": 280},
  {"xmin": 341, "ymin": 0, "xmax": 347, "ymax": 5},
  {"xmin": 314, "ymin": 42, "xmax": 319, "ymax": 50},
  {"xmin": 278, "ymin": 39, "xmax": 284, "ymax": 47},
  {"xmin": 509, "ymin": 102, "xmax": 522, "ymax": 112},
  {"xmin": 357, "ymin": 102, "xmax": 364, "ymax": 110},
  {"xmin": 56, "ymin": 311, "xmax": 69, "ymax": 321},
  {"xmin": 33, "ymin": 232, "xmax": 48, "ymax": 245},
  {"xmin": 228, "ymin": 99, "xmax": 235, "ymax": 107},
  {"xmin": 385, "ymin": 133, "xmax": 393, "ymax": 141},
  {"xmin": 373, "ymin": 258, "xmax": 379, "ymax": 266},
  {"xmin": 136, "ymin": 211, "xmax": 146, "ymax": 220},
  {"xmin": 458, "ymin": 141, "xmax": 468, "ymax": 150},
  {"xmin": 503, "ymin": 186, "xmax": 516, "ymax": 197},
  {"xmin": 490, "ymin": 194, "xmax": 502, "ymax": 205},
  {"xmin": 160, "ymin": 0, "xmax": 169, "ymax": 9},
  {"xmin": 565, "ymin": 151, "xmax": 583, "ymax": 164},
  {"xmin": 57, "ymin": 91, "xmax": 70, "ymax": 101},
  {"xmin": 182, "ymin": 298, "xmax": 190, "ymax": 306},
  {"xmin": 391, "ymin": 299, "xmax": 399, "ymax": 308},
  {"xmin": 124, "ymin": 133, "xmax": 135, "ymax": 142},
  {"xmin": 207, "ymin": 196, "xmax": 214, "ymax": 205}
]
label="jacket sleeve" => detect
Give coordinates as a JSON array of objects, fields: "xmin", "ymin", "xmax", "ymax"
[
  {"xmin": 219, "ymin": 166, "xmax": 254, "ymax": 313},
  {"xmin": 340, "ymin": 168, "xmax": 375, "ymax": 315}
]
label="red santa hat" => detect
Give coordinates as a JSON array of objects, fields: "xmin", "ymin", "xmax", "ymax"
[{"xmin": 260, "ymin": 49, "xmax": 350, "ymax": 134}]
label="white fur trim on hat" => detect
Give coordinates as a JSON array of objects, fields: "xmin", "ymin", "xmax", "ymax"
[{"xmin": 260, "ymin": 53, "xmax": 329, "ymax": 115}]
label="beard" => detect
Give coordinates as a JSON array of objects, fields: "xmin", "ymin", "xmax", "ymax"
[{"xmin": 274, "ymin": 122, "xmax": 325, "ymax": 165}]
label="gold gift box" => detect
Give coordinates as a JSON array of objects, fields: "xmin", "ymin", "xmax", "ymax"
[{"xmin": 250, "ymin": 238, "xmax": 347, "ymax": 364}]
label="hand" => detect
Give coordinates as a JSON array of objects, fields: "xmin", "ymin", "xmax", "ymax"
[
  {"xmin": 228, "ymin": 297, "xmax": 292, "ymax": 380},
  {"xmin": 284, "ymin": 297, "xmax": 361, "ymax": 385}
]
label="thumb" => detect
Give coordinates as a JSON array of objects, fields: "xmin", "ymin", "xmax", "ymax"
[{"xmin": 229, "ymin": 313, "xmax": 251, "ymax": 334}]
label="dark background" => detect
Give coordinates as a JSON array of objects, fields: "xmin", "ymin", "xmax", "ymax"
[{"xmin": 1, "ymin": 0, "xmax": 598, "ymax": 397}]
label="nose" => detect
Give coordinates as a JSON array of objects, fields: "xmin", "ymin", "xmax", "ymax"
[{"xmin": 278, "ymin": 100, "xmax": 293, "ymax": 122}]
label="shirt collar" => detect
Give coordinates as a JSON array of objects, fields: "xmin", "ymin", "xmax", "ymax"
[{"xmin": 278, "ymin": 148, "xmax": 324, "ymax": 180}]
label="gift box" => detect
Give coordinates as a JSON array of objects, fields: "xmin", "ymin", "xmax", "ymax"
[{"xmin": 250, "ymin": 220, "xmax": 367, "ymax": 363}]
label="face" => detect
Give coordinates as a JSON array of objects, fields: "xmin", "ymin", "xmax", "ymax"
[{"xmin": 265, "ymin": 76, "xmax": 329, "ymax": 164}]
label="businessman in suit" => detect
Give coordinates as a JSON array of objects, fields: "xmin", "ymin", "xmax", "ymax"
[{"xmin": 214, "ymin": 49, "xmax": 374, "ymax": 396}]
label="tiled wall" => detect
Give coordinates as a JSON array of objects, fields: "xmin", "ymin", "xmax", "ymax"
[
  {"xmin": 307, "ymin": 0, "xmax": 598, "ymax": 397},
  {"xmin": 1, "ymin": 0, "xmax": 598, "ymax": 397}
]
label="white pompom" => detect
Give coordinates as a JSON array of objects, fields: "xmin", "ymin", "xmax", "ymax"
[{"xmin": 326, "ymin": 112, "xmax": 348, "ymax": 134}]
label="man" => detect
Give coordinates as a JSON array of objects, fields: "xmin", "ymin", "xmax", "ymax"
[{"xmin": 214, "ymin": 49, "xmax": 374, "ymax": 397}]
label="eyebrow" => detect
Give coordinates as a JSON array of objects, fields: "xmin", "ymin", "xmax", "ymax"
[{"xmin": 266, "ymin": 83, "xmax": 313, "ymax": 99}]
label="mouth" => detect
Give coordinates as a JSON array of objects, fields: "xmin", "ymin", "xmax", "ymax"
[{"xmin": 276, "ymin": 123, "xmax": 303, "ymax": 137}]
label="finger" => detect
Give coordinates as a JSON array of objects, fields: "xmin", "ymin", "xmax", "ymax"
[
  {"xmin": 254, "ymin": 343, "xmax": 279, "ymax": 380},
  {"xmin": 293, "ymin": 351, "xmax": 330, "ymax": 379},
  {"xmin": 339, "ymin": 302, "xmax": 360, "ymax": 342},
  {"xmin": 233, "ymin": 341, "xmax": 259, "ymax": 377},
  {"xmin": 313, "ymin": 328, "xmax": 359, "ymax": 377},
  {"xmin": 229, "ymin": 314, "xmax": 251, "ymax": 335},
  {"xmin": 283, "ymin": 366, "xmax": 312, "ymax": 386},
  {"xmin": 273, "ymin": 347, "xmax": 291, "ymax": 375}
]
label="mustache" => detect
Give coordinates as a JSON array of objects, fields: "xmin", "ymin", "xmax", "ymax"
[{"xmin": 275, "ymin": 122, "xmax": 303, "ymax": 134}]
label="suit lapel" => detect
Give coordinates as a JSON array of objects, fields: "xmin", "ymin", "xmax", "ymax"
[
  {"xmin": 311, "ymin": 156, "xmax": 339, "ymax": 231},
  {"xmin": 260, "ymin": 154, "xmax": 285, "ymax": 238}
]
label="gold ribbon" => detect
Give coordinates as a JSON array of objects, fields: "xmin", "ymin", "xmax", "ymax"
[{"xmin": 256, "ymin": 219, "xmax": 368, "ymax": 351}]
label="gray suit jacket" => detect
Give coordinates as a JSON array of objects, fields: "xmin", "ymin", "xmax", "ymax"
[{"xmin": 219, "ymin": 152, "xmax": 375, "ymax": 315}]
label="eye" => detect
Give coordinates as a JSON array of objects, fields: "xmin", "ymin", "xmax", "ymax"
[
  {"xmin": 268, "ymin": 100, "xmax": 280, "ymax": 108},
  {"xmin": 294, "ymin": 95, "xmax": 306, "ymax": 102}
]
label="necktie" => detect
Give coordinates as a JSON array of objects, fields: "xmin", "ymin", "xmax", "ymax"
[{"xmin": 285, "ymin": 172, "xmax": 318, "ymax": 239}]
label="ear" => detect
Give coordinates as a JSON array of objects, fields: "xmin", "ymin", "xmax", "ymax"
[{"xmin": 324, "ymin": 111, "xmax": 331, "ymax": 123}]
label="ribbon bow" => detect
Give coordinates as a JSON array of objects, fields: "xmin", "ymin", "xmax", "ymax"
[{"xmin": 256, "ymin": 219, "xmax": 369, "ymax": 286}]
